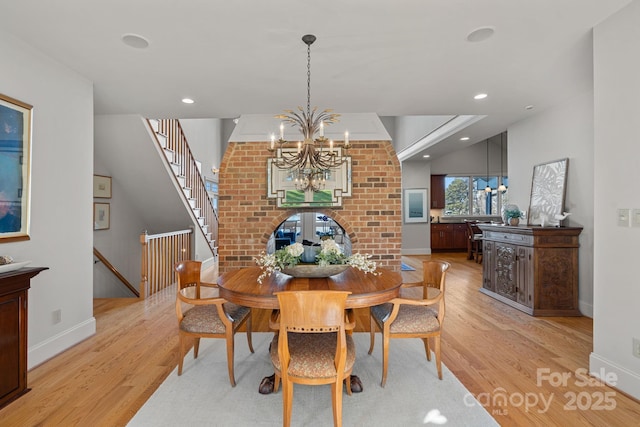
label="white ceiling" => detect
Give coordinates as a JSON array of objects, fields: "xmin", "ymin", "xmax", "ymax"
[{"xmin": 0, "ymin": 0, "xmax": 630, "ymax": 160}]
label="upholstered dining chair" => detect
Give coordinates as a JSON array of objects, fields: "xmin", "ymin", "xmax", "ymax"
[
  {"xmin": 174, "ymin": 260, "xmax": 253, "ymax": 387},
  {"xmin": 270, "ymin": 290, "xmax": 355, "ymax": 427},
  {"xmin": 368, "ymin": 260, "xmax": 450, "ymax": 386}
]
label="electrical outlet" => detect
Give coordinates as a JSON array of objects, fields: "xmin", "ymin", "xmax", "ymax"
[
  {"xmin": 633, "ymin": 337, "xmax": 640, "ymax": 359},
  {"xmin": 52, "ymin": 309, "xmax": 62, "ymax": 324}
]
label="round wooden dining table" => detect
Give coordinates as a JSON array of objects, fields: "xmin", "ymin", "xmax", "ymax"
[
  {"xmin": 217, "ymin": 266, "xmax": 403, "ymax": 309},
  {"xmin": 217, "ymin": 265, "xmax": 403, "ymax": 395}
]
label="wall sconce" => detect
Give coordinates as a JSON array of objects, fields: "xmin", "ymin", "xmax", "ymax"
[{"xmin": 211, "ymin": 165, "xmax": 219, "ymax": 175}]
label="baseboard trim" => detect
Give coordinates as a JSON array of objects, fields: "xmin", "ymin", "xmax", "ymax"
[
  {"xmin": 579, "ymin": 300, "xmax": 593, "ymax": 318},
  {"xmin": 589, "ymin": 352, "xmax": 640, "ymax": 401},
  {"xmin": 28, "ymin": 317, "xmax": 96, "ymax": 370}
]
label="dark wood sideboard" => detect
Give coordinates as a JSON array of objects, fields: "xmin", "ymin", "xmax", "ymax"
[
  {"xmin": 0, "ymin": 267, "xmax": 48, "ymax": 409},
  {"xmin": 477, "ymin": 224, "xmax": 582, "ymax": 316}
]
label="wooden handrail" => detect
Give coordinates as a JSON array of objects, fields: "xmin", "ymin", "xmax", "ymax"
[{"xmin": 93, "ymin": 248, "xmax": 140, "ymax": 297}]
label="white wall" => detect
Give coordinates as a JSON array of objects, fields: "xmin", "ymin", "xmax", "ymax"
[
  {"xmin": 591, "ymin": 0, "xmax": 640, "ymax": 400},
  {"xmin": 179, "ymin": 118, "xmax": 222, "ymax": 184},
  {"xmin": 401, "ymin": 161, "xmax": 431, "ymax": 255},
  {"xmin": 508, "ymin": 90, "xmax": 595, "ymax": 318},
  {"xmin": 0, "ymin": 31, "xmax": 95, "ymax": 368}
]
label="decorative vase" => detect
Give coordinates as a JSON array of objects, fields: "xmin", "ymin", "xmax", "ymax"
[
  {"xmin": 301, "ymin": 246, "xmax": 320, "ymax": 263},
  {"xmin": 280, "ymin": 264, "xmax": 350, "ymax": 278},
  {"xmin": 509, "ymin": 217, "xmax": 520, "ymax": 226}
]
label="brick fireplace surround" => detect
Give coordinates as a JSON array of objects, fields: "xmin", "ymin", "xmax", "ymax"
[{"xmin": 218, "ymin": 140, "xmax": 402, "ymax": 274}]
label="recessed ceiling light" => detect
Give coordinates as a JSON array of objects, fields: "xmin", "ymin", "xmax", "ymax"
[
  {"xmin": 121, "ymin": 33, "xmax": 150, "ymax": 49},
  {"xmin": 474, "ymin": 93, "xmax": 488, "ymax": 100},
  {"xmin": 460, "ymin": 137, "xmax": 470, "ymax": 141},
  {"xmin": 525, "ymin": 105, "xmax": 535, "ymax": 110},
  {"xmin": 466, "ymin": 26, "xmax": 495, "ymax": 43},
  {"xmin": 182, "ymin": 98, "xmax": 195, "ymax": 104},
  {"xmin": 423, "ymin": 154, "xmax": 430, "ymax": 158}
]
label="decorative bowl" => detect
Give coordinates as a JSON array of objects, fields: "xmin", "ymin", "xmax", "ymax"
[{"xmin": 280, "ymin": 264, "xmax": 349, "ymax": 278}]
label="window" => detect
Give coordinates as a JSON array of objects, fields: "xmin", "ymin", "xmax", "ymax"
[{"xmin": 444, "ymin": 175, "xmax": 508, "ymax": 216}]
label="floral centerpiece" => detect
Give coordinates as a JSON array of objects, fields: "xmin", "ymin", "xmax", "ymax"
[{"xmin": 254, "ymin": 239, "xmax": 378, "ymax": 283}]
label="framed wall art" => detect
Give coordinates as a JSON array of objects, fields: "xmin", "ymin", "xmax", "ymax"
[
  {"xmin": 528, "ymin": 158, "xmax": 568, "ymax": 227},
  {"xmin": 266, "ymin": 147, "xmax": 352, "ymax": 208},
  {"xmin": 404, "ymin": 188, "xmax": 428, "ymax": 223},
  {"xmin": 0, "ymin": 93, "xmax": 33, "ymax": 243},
  {"xmin": 93, "ymin": 174, "xmax": 112, "ymax": 198},
  {"xmin": 94, "ymin": 202, "xmax": 110, "ymax": 230}
]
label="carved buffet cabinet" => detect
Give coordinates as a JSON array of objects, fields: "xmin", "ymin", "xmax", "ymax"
[
  {"xmin": 477, "ymin": 224, "xmax": 582, "ymax": 316},
  {"xmin": 0, "ymin": 267, "xmax": 47, "ymax": 409}
]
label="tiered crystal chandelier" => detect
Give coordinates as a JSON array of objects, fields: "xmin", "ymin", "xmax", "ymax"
[{"xmin": 268, "ymin": 34, "xmax": 350, "ymax": 192}]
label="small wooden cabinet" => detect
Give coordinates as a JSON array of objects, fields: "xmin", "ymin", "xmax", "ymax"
[
  {"xmin": 478, "ymin": 224, "xmax": 581, "ymax": 316},
  {"xmin": 430, "ymin": 175, "xmax": 445, "ymax": 209},
  {"xmin": 0, "ymin": 267, "xmax": 47, "ymax": 409},
  {"xmin": 431, "ymin": 224, "xmax": 452, "ymax": 250},
  {"xmin": 431, "ymin": 223, "xmax": 468, "ymax": 251}
]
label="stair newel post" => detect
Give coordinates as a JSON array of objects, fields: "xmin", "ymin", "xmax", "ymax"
[{"xmin": 140, "ymin": 230, "xmax": 148, "ymax": 299}]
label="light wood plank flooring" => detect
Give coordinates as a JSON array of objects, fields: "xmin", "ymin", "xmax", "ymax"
[{"xmin": 1, "ymin": 253, "xmax": 638, "ymax": 426}]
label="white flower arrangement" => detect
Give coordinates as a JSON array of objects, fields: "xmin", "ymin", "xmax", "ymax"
[{"xmin": 254, "ymin": 240, "xmax": 378, "ymax": 283}]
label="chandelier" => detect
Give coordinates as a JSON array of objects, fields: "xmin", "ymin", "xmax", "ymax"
[{"xmin": 268, "ymin": 34, "xmax": 351, "ymax": 192}]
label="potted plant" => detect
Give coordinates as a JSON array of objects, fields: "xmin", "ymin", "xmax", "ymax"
[{"xmin": 504, "ymin": 209, "xmax": 523, "ymax": 226}]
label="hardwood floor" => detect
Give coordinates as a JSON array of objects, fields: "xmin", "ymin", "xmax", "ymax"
[{"xmin": 1, "ymin": 253, "xmax": 638, "ymax": 426}]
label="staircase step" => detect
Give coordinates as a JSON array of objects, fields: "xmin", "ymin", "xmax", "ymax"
[
  {"xmin": 164, "ymin": 148, "xmax": 174, "ymax": 163},
  {"xmin": 156, "ymin": 133, "xmax": 167, "ymax": 148},
  {"xmin": 177, "ymin": 175, "xmax": 186, "ymax": 187},
  {"xmin": 192, "ymin": 208, "xmax": 201, "ymax": 217},
  {"xmin": 171, "ymin": 162, "xmax": 181, "ymax": 175},
  {"xmin": 188, "ymin": 198, "xmax": 197, "ymax": 208},
  {"xmin": 183, "ymin": 187, "xmax": 191, "ymax": 198},
  {"xmin": 149, "ymin": 119, "xmax": 159, "ymax": 133},
  {"xmin": 197, "ymin": 217, "xmax": 205, "ymax": 226}
]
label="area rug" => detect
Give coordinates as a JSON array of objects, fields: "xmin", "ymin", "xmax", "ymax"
[
  {"xmin": 129, "ymin": 333, "xmax": 497, "ymax": 426},
  {"xmin": 401, "ymin": 262, "xmax": 416, "ymax": 271}
]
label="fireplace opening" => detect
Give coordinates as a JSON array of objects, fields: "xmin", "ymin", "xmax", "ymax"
[{"xmin": 268, "ymin": 212, "xmax": 352, "ymax": 258}]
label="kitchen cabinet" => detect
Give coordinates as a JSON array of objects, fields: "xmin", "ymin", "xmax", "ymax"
[
  {"xmin": 478, "ymin": 224, "xmax": 581, "ymax": 316},
  {"xmin": 0, "ymin": 267, "xmax": 47, "ymax": 409},
  {"xmin": 431, "ymin": 224, "xmax": 452, "ymax": 250},
  {"xmin": 430, "ymin": 175, "xmax": 445, "ymax": 209},
  {"xmin": 431, "ymin": 223, "xmax": 468, "ymax": 251}
]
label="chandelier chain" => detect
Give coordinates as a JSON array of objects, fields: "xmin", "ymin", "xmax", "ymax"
[{"xmin": 307, "ymin": 41, "xmax": 311, "ymax": 119}]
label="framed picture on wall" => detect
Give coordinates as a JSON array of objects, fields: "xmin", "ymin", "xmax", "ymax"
[
  {"xmin": 404, "ymin": 188, "xmax": 428, "ymax": 223},
  {"xmin": 93, "ymin": 175, "xmax": 112, "ymax": 198},
  {"xmin": 267, "ymin": 147, "xmax": 352, "ymax": 208},
  {"xmin": 0, "ymin": 93, "xmax": 33, "ymax": 243},
  {"xmin": 94, "ymin": 202, "xmax": 110, "ymax": 230}
]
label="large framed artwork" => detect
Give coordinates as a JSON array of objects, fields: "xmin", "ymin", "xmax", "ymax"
[
  {"xmin": 267, "ymin": 147, "xmax": 352, "ymax": 208},
  {"xmin": 528, "ymin": 158, "xmax": 568, "ymax": 227},
  {"xmin": 0, "ymin": 94, "xmax": 33, "ymax": 243},
  {"xmin": 404, "ymin": 189, "xmax": 428, "ymax": 223}
]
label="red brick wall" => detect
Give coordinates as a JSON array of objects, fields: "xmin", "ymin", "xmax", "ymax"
[{"xmin": 218, "ymin": 140, "xmax": 402, "ymax": 273}]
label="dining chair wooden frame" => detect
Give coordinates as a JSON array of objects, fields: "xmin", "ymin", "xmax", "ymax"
[
  {"xmin": 175, "ymin": 260, "xmax": 254, "ymax": 387},
  {"xmin": 270, "ymin": 290, "xmax": 354, "ymax": 427},
  {"xmin": 368, "ymin": 260, "xmax": 450, "ymax": 386}
]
